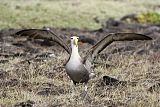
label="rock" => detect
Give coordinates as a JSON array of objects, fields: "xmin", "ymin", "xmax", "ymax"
[
  {"xmin": 102, "ymin": 76, "xmax": 137, "ymax": 87},
  {"xmin": 14, "ymin": 100, "xmax": 35, "ymax": 107},
  {"xmin": 120, "ymin": 14, "xmax": 138, "ymax": 22},
  {"xmin": 78, "ymin": 35, "xmax": 95, "ymax": 45},
  {"xmin": 103, "ymin": 76, "xmax": 127, "ymax": 86},
  {"xmin": 148, "ymin": 83, "xmax": 160, "ymax": 93},
  {"xmin": 104, "ymin": 18, "xmax": 123, "ymax": 28}
]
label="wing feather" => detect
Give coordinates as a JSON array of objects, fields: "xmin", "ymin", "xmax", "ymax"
[
  {"xmin": 83, "ymin": 33, "xmax": 152, "ymax": 63},
  {"xmin": 15, "ymin": 29, "xmax": 71, "ymax": 54}
]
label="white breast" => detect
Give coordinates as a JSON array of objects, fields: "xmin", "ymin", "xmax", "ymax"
[{"xmin": 65, "ymin": 55, "xmax": 82, "ymax": 71}]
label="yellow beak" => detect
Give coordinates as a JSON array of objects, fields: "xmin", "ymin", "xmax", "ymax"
[{"xmin": 74, "ymin": 39, "xmax": 78, "ymax": 47}]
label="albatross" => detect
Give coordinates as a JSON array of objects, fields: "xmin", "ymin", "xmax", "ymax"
[{"xmin": 15, "ymin": 29, "xmax": 152, "ymax": 88}]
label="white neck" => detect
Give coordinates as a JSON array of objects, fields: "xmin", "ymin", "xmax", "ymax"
[
  {"xmin": 66, "ymin": 44, "xmax": 82, "ymax": 68},
  {"xmin": 71, "ymin": 45, "xmax": 81, "ymax": 59}
]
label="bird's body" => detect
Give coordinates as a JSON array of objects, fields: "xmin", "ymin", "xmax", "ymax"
[
  {"xmin": 15, "ymin": 29, "xmax": 152, "ymax": 87},
  {"xmin": 65, "ymin": 63, "xmax": 89, "ymax": 84},
  {"xmin": 65, "ymin": 36, "xmax": 89, "ymax": 84}
]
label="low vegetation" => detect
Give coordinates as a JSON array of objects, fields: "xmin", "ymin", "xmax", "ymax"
[
  {"xmin": 0, "ymin": 0, "xmax": 160, "ymax": 29},
  {"xmin": 137, "ymin": 12, "xmax": 160, "ymax": 24},
  {"xmin": 0, "ymin": 53, "xmax": 160, "ymax": 106}
]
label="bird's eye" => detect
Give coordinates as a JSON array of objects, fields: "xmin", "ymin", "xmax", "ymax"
[{"xmin": 71, "ymin": 37, "xmax": 73, "ymax": 39}]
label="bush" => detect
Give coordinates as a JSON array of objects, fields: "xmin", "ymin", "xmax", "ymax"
[{"xmin": 136, "ymin": 12, "xmax": 160, "ymax": 24}]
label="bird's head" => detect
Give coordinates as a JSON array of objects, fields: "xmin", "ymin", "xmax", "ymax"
[{"xmin": 71, "ymin": 36, "xmax": 79, "ymax": 47}]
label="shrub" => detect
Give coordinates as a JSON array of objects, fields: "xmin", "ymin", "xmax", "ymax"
[{"xmin": 136, "ymin": 12, "xmax": 160, "ymax": 24}]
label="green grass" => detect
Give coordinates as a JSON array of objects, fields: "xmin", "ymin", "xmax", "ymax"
[
  {"xmin": 0, "ymin": 0, "xmax": 160, "ymax": 30},
  {"xmin": 137, "ymin": 12, "xmax": 160, "ymax": 24}
]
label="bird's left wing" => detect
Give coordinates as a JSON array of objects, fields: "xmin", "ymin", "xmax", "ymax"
[
  {"xmin": 15, "ymin": 29, "xmax": 71, "ymax": 54},
  {"xmin": 83, "ymin": 33, "xmax": 152, "ymax": 64}
]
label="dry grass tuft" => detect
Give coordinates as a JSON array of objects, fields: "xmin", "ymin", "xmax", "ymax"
[{"xmin": 0, "ymin": 52, "xmax": 159, "ymax": 106}]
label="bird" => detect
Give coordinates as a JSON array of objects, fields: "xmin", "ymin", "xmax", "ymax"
[{"xmin": 14, "ymin": 28, "xmax": 152, "ymax": 89}]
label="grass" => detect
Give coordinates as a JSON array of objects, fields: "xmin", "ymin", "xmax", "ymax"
[
  {"xmin": 137, "ymin": 12, "xmax": 160, "ymax": 24},
  {"xmin": 0, "ymin": 52, "xmax": 160, "ymax": 106},
  {"xmin": 0, "ymin": 0, "xmax": 160, "ymax": 30}
]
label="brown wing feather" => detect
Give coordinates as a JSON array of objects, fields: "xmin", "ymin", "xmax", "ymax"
[
  {"xmin": 83, "ymin": 33, "xmax": 152, "ymax": 63},
  {"xmin": 15, "ymin": 29, "xmax": 71, "ymax": 54}
]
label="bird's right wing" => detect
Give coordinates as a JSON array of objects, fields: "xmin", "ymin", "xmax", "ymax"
[
  {"xmin": 15, "ymin": 29, "xmax": 71, "ymax": 54},
  {"xmin": 83, "ymin": 33, "xmax": 152, "ymax": 64}
]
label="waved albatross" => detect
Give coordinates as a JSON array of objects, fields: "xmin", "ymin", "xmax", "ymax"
[{"xmin": 15, "ymin": 29, "xmax": 152, "ymax": 87}]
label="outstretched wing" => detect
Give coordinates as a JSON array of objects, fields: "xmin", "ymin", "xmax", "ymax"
[
  {"xmin": 15, "ymin": 29, "xmax": 71, "ymax": 54},
  {"xmin": 83, "ymin": 33, "xmax": 152, "ymax": 63}
]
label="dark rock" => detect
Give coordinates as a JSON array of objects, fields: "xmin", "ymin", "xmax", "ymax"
[
  {"xmin": 148, "ymin": 83, "xmax": 160, "ymax": 93},
  {"xmin": 92, "ymin": 28, "xmax": 104, "ymax": 33},
  {"xmin": 12, "ymin": 42, "xmax": 25, "ymax": 47},
  {"xmin": 103, "ymin": 18, "xmax": 146, "ymax": 32},
  {"xmin": 14, "ymin": 100, "xmax": 35, "ymax": 107},
  {"xmin": 103, "ymin": 76, "xmax": 127, "ymax": 86},
  {"xmin": 105, "ymin": 18, "xmax": 123, "ymax": 28},
  {"xmin": 102, "ymin": 76, "xmax": 137, "ymax": 87},
  {"xmin": 78, "ymin": 35, "xmax": 95, "ymax": 45},
  {"xmin": 120, "ymin": 14, "xmax": 138, "ymax": 22}
]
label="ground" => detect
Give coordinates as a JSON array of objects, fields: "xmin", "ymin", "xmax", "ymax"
[
  {"xmin": 0, "ymin": 0, "xmax": 160, "ymax": 29},
  {"xmin": 0, "ymin": 0, "xmax": 160, "ymax": 107}
]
